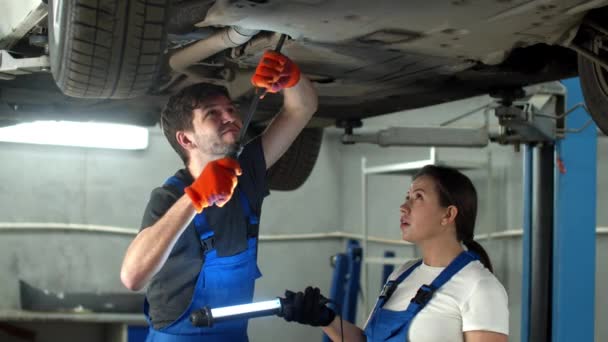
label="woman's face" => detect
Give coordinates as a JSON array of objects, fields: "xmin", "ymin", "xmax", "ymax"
[{"xmin": 399, "ymin": 175, "xmax": 451, "ymax": 243}]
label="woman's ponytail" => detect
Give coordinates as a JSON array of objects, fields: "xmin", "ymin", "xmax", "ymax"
[{"xmin": 463, "ymin": 239, "xmax": 493, "ymax": 273}]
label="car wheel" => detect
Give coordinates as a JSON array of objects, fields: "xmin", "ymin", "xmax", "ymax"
[
  {"xmin": 48, "ymin": 0, "xmax": 168, "ymax": 99},
  {"xmin": 578, "ymin": 27, "xmax": 608, "ymax": 134},
  {"xmin": 267, "ymin": 128, "xmax": 323, "ymax": 191}
]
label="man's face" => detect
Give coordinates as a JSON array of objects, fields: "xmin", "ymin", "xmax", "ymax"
[{"xmin": 189, "ymin": 95, "xmax": 243, "ymax": 156}]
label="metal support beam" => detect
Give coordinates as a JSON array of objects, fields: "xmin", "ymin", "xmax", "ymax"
[
  {"xmin": 0, "ymin": 50, "xmax": 50, "ymax": 80},
  {"xmin": 521, "ymin": 145, "xmax": 533, "ymax": 342},
  {"xmin": 551, "ymin": 78, "xmax": 596, "ymax": 342},
  {"xmin": 529, "ymin": 143, "xmax": 554, "ymax": 342},
  {"xmin": 342, "ymin": 126, "xmax": 489, "ymax": 147}
]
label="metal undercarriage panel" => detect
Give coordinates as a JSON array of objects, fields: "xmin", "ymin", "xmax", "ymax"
[
  {"xmin": 199, "ymin": 0, "xmax": 597, "ymax": 122},
  {"xmin": 201, "ymin": 0, "xmax": 608, "ymax": 64},
  {"xmin": 0, "ymin": 0, "xmax": 603, "ymax": 126}
]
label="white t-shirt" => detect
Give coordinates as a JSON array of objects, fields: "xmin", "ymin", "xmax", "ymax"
[{"xmin": 364, "ymin": 259, "xmax": 509, "ymax": 342}]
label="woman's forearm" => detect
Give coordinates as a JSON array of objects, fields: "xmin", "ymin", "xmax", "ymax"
[{"xmin": 321, "ymin": 316, "xmax": 366, "ymax": 342}]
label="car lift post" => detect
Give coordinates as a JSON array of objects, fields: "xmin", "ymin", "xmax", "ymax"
[
  {"xmin": 521, "ymin": 78, "xmax": 597, "ymax": 342},
  {"xmin": 552, "ymin": 78, "xmax": 597, "ymax": 342}
]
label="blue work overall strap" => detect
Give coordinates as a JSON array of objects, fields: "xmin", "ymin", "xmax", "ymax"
[
  {"xmin": 401, "ymin": 251, "xmax": 479, "ymax": 336},
  {"xmin": 372, "ymin": 260, "xmax": 423, "ymax": 314},
  {"xmin": 365, "ymin": 260, "xmax": 422, "ymax": 341},
  {"xmin": 364, "ymin": 251, "xmax": 478, "ymax": 341},
  {"xmin": 165, "ymin": 176, "xmax": 259, "ymax": 239}
]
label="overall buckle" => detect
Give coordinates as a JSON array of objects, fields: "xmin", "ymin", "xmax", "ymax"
[
  {"xmin": 380, "ymin": 281, "xmax": 397, "ymax": 299},
  {"xmin": 411, "ymin": 284, "xmax": 435, "ymax": 305},
  {"xmin": 200, "ymin": 237, "xmax": 215, "ymax": 253}
]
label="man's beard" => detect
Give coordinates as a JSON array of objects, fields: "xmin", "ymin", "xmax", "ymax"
[
  {"xmin": 199, "ymin": 134, "xmax": 239, "ymax": 156},
  {"xmin": 220, "ymin": 141, "xmax": 239, "ymax": 156}
]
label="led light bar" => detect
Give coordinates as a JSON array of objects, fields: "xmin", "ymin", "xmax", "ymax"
[{"xmin": 190, "ymin": 299, "xmax": 283, "ymax": 327}]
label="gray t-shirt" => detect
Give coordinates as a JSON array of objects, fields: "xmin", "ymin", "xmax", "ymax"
[{"xmin": 140, "ymin": 138, "xmax": 269, "ymax": 328}]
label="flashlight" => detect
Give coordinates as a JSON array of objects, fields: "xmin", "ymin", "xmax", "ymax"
[{"xmin": 190, "ymin": 298, "xmax": 283, "ymax": 327}]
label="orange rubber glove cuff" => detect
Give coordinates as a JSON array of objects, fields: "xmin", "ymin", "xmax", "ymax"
[
  {"xmin": 184, "ymin": 187, "xmax": 205, "ymax": 213},
  {"xmin": 185, "ymin": 158, "xmax": 242, "ymax": 213}
]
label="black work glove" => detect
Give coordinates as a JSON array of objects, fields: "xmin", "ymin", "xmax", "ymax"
[{"xmin": 279, "ymin": 286, "xmax": 336, "ymax": 327}]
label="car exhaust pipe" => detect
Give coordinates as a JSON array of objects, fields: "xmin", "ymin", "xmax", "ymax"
[{"xmin": 169, "ymin": 26, "xmax": 259, "ymax": 75}]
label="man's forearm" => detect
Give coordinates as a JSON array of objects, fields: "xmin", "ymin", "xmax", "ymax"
[
  {"xmin": 283, "ymin": 76, "xmax": 318, "ymax": 118},
  {"xmin": 120, "ymin": 195, "xmax": 196, "ymax": 291},
  {"xmin": 261, "ymin": 76, "xmax": 318, "ymax": 167}
]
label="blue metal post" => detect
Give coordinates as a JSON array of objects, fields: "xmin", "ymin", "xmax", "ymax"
[
  {"xmin": 323, "ymin": 253, "xmax": 348, "ymax": 342},
  {"xmin": 343, "ymin": 239, "xmax": 362, "ymax": 323},
  {"xmin": 552, "ymin": 78, "xmax": 596, "ymax": 342},
  {"xmin": 381, "ymin": 251, "xmax": 395, "ymax": 285},
  {"xmin": 521, "ymin": 144, "xmax": 533, "ymax": 342}
]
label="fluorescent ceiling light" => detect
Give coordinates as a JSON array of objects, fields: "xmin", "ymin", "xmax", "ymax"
[{"xmin": 0, "ymin": 121, "xmax": 149, "ymax": 150}]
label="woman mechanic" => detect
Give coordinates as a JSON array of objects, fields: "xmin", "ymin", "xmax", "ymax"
[{"xmin": 279, "ymin": 165, "xmax": 509, "ymax": 342}]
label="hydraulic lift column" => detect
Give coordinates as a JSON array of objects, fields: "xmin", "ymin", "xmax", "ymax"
[
  {"xmin": 520, "ymin": 79, "xmax": 597, "ymax": 342},
  {"xmin": 523, "ymin": 143, "xmax": 554, "ymax": 342}
]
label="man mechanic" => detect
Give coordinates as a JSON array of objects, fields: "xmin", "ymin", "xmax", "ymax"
[{"xmin": 120, "ymin": 49, "xmax": 318, "ymax": 341}]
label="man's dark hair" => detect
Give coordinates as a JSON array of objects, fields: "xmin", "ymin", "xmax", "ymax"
[{"xmin": 160, "ymin": 83, "xmax": 230, "ymax": 164}]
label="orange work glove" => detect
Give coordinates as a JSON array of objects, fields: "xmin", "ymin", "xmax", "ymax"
[
  {"xmin": 251, "ymin": 51, "xmax": 301, "ymax": 93},
  {"xmin": 184, "ymin": 158, "xmax": 243, "ymax": 212}
]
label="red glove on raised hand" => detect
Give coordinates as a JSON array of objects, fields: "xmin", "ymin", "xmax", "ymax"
[
  {"xmin": 251, "ymin": 51, "xmax": 301, "ymax": 93},
  {"xmin": 184, "ymin": 158, "xmax": 243, "ymax": 212}
]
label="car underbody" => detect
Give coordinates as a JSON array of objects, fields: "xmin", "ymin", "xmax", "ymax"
[
  {"xmin": 0, "ymin": 0, "xmax": 607, "ymax": 190},
  {"xmin": 1, "ymin": 0, "xmax": 604, "ymax": 127}
]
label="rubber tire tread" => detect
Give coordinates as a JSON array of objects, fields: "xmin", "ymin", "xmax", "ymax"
[
  {"xmin": 50, "ymin": 0, "xmax": 167, "ymax": 99},
  {"xmin": 267, "ymin": 128, "xmax": 323, "ymax": 191},
  {"xmin": 578, "ymin": 54, "xmax": 608, "ymax": 135}
]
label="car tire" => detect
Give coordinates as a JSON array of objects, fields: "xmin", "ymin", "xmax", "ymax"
[
  {"xmin": 267, "ymin": 128, "xmax": 323, "ymax": 191},
  {"xmin": 48, "ymin": 0, "xmax": 168, "ymax": 99},
  {"xmin": 578, "ymin": 55, "xmax": 608, "ymax": 135},
  {"xmin": 577, "ymin": 15, "xmax": 608, "ymax": 135}
]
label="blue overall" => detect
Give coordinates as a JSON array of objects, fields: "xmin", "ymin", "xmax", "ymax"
[
  {"xmin": 144, "ymin": 176, "xmax": 261, "ymax": 342},
  {"xmin": 364, "ymin": 251, "xmax": 479, "ymax": 342}
]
